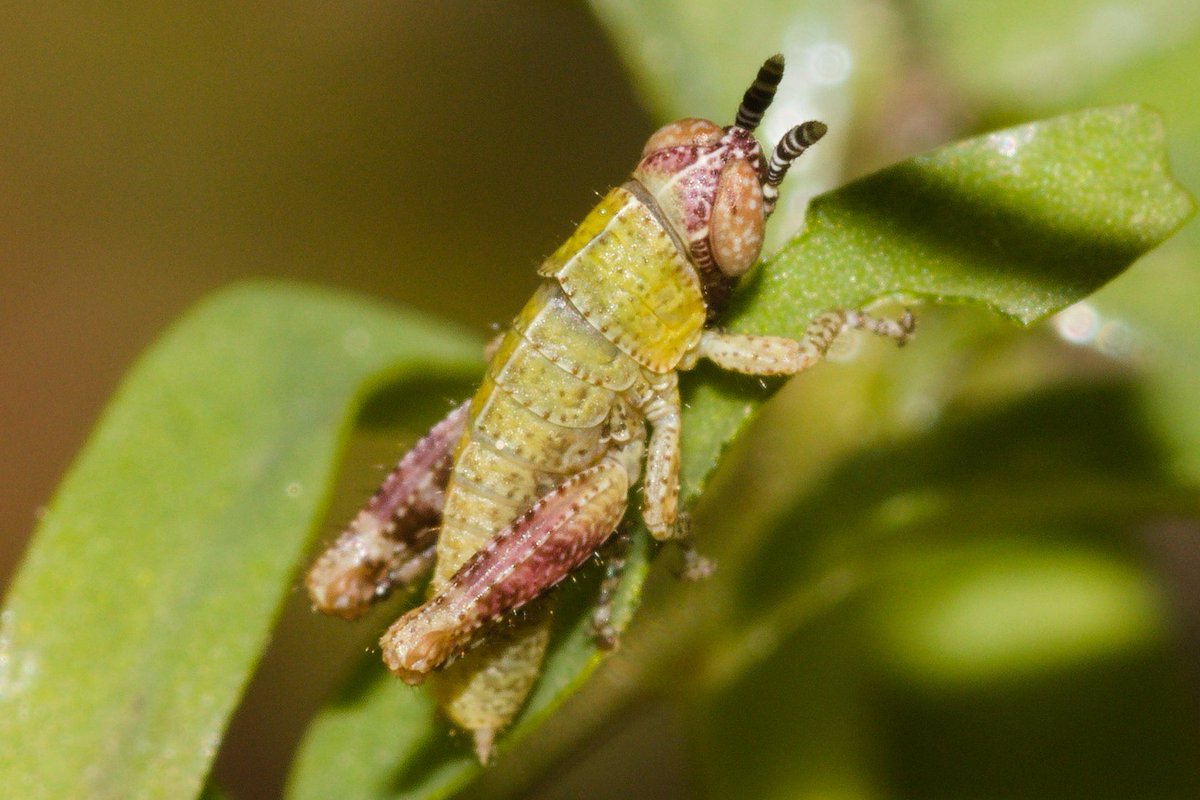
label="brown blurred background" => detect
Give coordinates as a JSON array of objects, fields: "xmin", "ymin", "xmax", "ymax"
[{"xmin": 0, "ymin": 2, "xmax": 647, "ymax": 589}]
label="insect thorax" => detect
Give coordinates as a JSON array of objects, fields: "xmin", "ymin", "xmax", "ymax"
[{"xmin": 538, "ymin": 185, "xmax": 707, "ymax": 373}]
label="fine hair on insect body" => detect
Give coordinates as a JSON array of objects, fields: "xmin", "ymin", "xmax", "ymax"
[{"xmin": 305, "ymin": 53, "xmax": 914, "ymax": 764}]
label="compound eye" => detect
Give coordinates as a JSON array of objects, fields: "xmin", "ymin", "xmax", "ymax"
[
  {"xmin": 710, "ymin": 159, "xmax": 765, "ymax": 277},
  {"xmin": 641, "ymin": 118, "xmax": 723, "ymax": 156}
]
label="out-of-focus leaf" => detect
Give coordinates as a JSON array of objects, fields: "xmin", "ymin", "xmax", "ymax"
[
  {"xmin": 0, "ymin": 283, "xmax": 480, "ymax": 800},
  {"xmin": 690, "ymin": 381, "xmax": 1200, "ymax": 799},
  {"xmin": 682, "ymin": 106, "xmax": 1193, "ymax": 502},
  {"xmin": 1064, "ymin": 32, "xmax": 1200, "ymax": 481},
  {"xmin": 693, "ymin": 609, "xmax": 881, "ymax": 800},
  {"xmin": 912, "ymin": 0, "xmax": 1200, "ymax": 107},
  {"xmin": 872, "ymin": 542, "xmax": 1163, "ymax": 685},
  {"xmin": 588, "ymin": 0, "xmax": 865, "ymax": 127},
  {"xmin": 285, "ymin": 656, "xmax": 463, "ymax": 800},
  {"xmin": 724, "ymin": 381, "xmax": 1180, "ymax": 646}
]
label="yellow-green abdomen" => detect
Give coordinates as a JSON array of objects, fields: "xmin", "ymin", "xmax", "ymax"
[{"xmin": 431, "ymin": 185, "xmax": 707, "ymax": 736}]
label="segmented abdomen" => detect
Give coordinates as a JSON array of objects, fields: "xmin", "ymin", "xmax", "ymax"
[
  {"xmin": 431, "ymin": 184, "xmax": 706, "ymax": 731},
  {"xmin": 435, "ymin": 284, "xmax": 632, "ymax": 586},
  {"xmin": 430, "ymin": 283, "xmax": 633, "ymax": 730}
]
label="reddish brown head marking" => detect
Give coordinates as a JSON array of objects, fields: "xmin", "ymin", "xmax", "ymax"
[{"xmin": 629, "ymin": 54, "xmax": 828, "ymax": 317}]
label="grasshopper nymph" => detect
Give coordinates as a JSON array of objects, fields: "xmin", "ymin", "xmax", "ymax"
[{"xmin": 306, "ymin": 55, "xmax": 913, "ymax": 763}]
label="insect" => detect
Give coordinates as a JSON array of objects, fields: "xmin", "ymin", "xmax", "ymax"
[{"xmin": 305, "ymin": 54, "xmax": 913, "ymax": 763}]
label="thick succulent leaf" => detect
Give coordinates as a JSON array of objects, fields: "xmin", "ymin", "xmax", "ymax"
[{"xmin": 0, "ymin": 283, "xmax": 481, "ymax": 800}]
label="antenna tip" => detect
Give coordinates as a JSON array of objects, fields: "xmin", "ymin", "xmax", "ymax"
[
  {"xmin": 735, "ymin": 54, "xmax": 788, "ymax": 131},
  {"xmin": 801, "ymin": 120, "xmax": 828, "ymax": 143}
]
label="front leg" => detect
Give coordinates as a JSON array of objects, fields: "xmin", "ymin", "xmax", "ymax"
[{"xmin": 698, "ymin": 308, "xmax": 914, "ymax": 376}]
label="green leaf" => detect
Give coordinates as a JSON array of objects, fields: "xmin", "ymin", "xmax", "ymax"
[
  {"xmin": 1059, "ymin": 31, "xmax": 1200, "ymax": 482},
  {"xmin": 0, "ymin": 283, "xmax": 480, "ymax": 800},
  {"xmin": 690, "ymin": 381, "xmax": 1200, "ymax": 800},
  {"xmin": 911, "ymin": 0, "xmax": 1200, "ymax": 108},
  {"xmin": 752, "ymin": 107, "xmax": 1191, "ymax": 326},
  {"xmin": 681, "ymin": 105, "xmax": 1194, "ymax": 501}
]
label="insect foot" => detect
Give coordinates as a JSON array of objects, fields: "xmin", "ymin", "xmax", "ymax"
[
  {"xmin": 678, "ymin": 536, "xmax": 717, "ymax": 582},
  {"xmin": 657, "ymin": 512, "xmax": 717, "ymax": 581},
  {"xmin": 845, "ymin": 308, "xmax": 916, "ymax": 347}
]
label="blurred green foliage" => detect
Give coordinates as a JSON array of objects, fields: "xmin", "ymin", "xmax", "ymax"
[{"xmin": 2, "ymin": 2, "xmax": 1198, "ymax": 799}]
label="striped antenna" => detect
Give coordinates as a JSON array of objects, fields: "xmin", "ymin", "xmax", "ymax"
[
  {"xmin": 762, "ymin": 120, "xmax": 828, "ymax": 216},
  {"xmin": 734, "ymin": 54, "xmax": 785, "ymax": 132}
]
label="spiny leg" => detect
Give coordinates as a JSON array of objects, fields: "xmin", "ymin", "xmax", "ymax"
[
  {"xmin": 305, "ymin": 401, "xmax": 468, "ymax": 619},
  {"xmin": 384, "ymin": 453, "xmax": 632, "ymax": 764},
  {"xmin": 379, "ymin": 455, "xmax": 632, "ymax": 685},
  {"xmin": 697, "ymin": 308, "xmax": 914, "ymax": 376}
]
